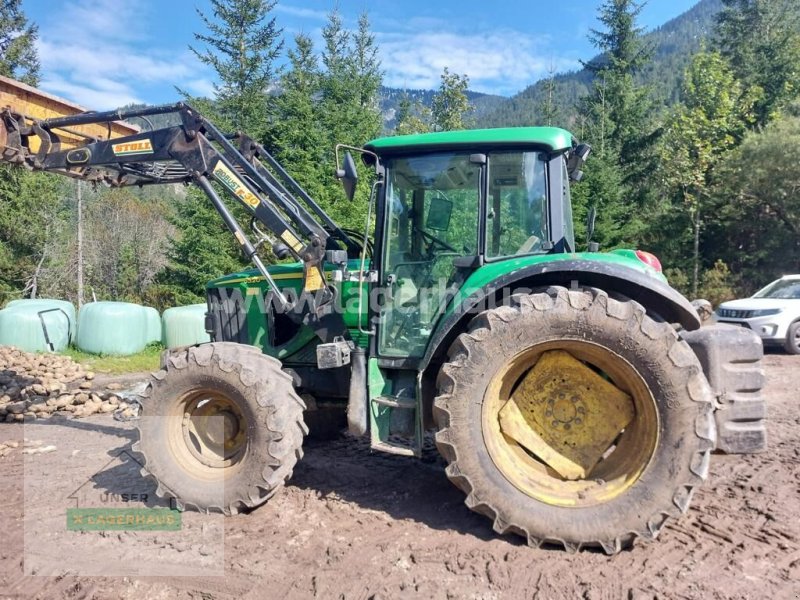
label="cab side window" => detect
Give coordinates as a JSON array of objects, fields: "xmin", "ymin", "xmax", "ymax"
[{"xmin": 486, "ymin": 152, "xmax": 548, "ymax": 258}]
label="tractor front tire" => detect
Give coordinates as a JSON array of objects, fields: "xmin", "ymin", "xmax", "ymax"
[
  {"xmin": 134, "ymin": 342, "xmax": 307, "ymax": 515},
  {"xmin": 433, "ymin": 287, "xmax": 716, "ymax": 553}
]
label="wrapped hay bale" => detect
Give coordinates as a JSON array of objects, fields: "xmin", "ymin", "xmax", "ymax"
[
  {"xmin": 162, "ymin": 304, "xmax": 211, "ymax": 349},
  {"xmin": 77, "ymin": 301, "xmax": 150, "ymax": 355},
  {"xmin": 0, "ymin": 300, "xmax": 74, "ymax": 353},
  {"xmin": 6, "ymin": 299, "xmax": 77, "ymax": 342}
]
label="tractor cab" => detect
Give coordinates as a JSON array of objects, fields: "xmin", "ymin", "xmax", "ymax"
[{"xmin": 361, "ymin": 128, "xmax": 582, "ymax": 358}]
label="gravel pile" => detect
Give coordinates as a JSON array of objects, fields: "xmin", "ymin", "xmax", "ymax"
[{"xmin": 0, "ymin": 346, "xmax": 137, "ymax": 422}]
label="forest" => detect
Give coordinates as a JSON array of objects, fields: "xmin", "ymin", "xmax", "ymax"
[{"xmin": 0, "ymin": 0, "xmax": 798, "ymax": 310}]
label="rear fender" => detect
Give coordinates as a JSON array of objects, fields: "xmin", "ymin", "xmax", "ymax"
[{"xmin": 421, "ymin": 259, "xmax": 700, "ymax": 373}]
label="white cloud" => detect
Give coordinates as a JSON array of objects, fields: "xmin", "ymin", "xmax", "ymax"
[
  {"xmin": 34, "ymin": 0, "xmax": 206, "ymax": 109},
  {"xmin": 39, "ymin": 75, "xmax": 141, "ymax": 109},
  {"xmin": 37, "ymin": 0, "xmax": 143, "ymax": 43},
  {"xmin": 379, "ymin": 28, "xmax": 580, "ymax": 96},
  {"xmin": 37, "ymin": 40, "xmax": 193, "ymax": 83},
  {"xmin": 274, "ymin": 4, "xmax": 328, "ymax": 21}
]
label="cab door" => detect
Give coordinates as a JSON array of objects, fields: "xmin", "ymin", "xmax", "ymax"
[{"xmin": 378, "ymin": 152, "xmax": 482, "ymax": 358}]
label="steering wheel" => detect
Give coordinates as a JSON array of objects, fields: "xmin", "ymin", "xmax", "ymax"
[{"xmin": 416, "ymin": 227, "xmax": 458, "ymax": 254}]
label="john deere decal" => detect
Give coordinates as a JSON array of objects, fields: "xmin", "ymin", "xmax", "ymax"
[
  {"xmin": 212, "ymin": 162, "xmax": 261, "ymax": 208},
  {"xmin": 112, "ymin": 139, "xmax": 153, "ymax": 156}
]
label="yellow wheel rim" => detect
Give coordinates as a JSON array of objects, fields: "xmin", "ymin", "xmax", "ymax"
[
  {"xmin": 482, "ymin": 341, "xmax": 659, "ymax": 507},
  {"xmin": 166, "ymin": 388, "xmax": 248, "ymax": 481}
]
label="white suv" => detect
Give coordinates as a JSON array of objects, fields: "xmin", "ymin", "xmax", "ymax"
[{"xmin": 716, "ymin": 274, "xmax": 800, "ymax": 354}]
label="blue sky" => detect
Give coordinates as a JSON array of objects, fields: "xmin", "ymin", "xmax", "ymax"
[{"xmin": 23, "ymin": 0, "xmax": 700, "ymax": 109}]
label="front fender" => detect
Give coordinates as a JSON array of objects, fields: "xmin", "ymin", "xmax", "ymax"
[{"xmin": 421, "ymin": 259, "xmax": 700, "ymax": 370}]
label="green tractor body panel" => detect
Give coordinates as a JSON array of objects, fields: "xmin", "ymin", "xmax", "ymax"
[
  {"xmin": 207, "ymin": 248, "xmax": 668, "ymax": 368},
  {"xmin": 442, "ymin": 249, "xmax": 665, "ymax": 321},
  {"xmin": 207, "ymin": 258, "xmax": 371, "ymax": 364}
]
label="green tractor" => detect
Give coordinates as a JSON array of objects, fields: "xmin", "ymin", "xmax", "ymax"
[{"xmin": 0, "ymin": 100, "xmax": 765, "ymax": 553}]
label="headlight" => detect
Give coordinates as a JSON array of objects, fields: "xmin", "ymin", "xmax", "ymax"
[{"xmin": 750, "ymin": 308, "xmax": 782, "ymax": 317}]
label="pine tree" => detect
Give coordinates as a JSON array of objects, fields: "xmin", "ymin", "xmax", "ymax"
[
  {"xmin": 319, "ymin": 9, "xmax": 352, "ymax": 146},
  {"xmin": 271, "ymin": 33, "xmax": 328, "ymax": 209},
  {"xmin": 315, "ymin": 10, "xmax": 383, "ymax": 229},
  {"xmin": 574, "ymin": 0, "xmax": 657, "ymax": 249},
  {"xmin": 583, "ymin": 0, "xmax": 656, "ymax": 181},
  {"xmin": 164, "ymin": 0, "xmax": 283, "ymax": 300},
  {"xmin": 394, "ymin": 92, "xmax": 412, "ymax": 131},
  {"xmin": 0, "ymin": 168, "xmax": 62, "ymax": 302},
  {"xmin": 319, "ymin": 11, "xmax": 382, "ymax": 147},
  {"xmin": 431, "ymin": 68, "xmax": 472, "ymax": 131},
  {"xmin": 161, "ymin": 188, "xmax": 247, "ymax": 304},
  {"xmin": 350, "ymin": 13, "xmax": 382, "ymax": 141},
  {"xmin": 188, "ymin": 0, "xmax": 283, "ymax": 137},
  {"xmin": 537, "ymin": 63, "xmax": 559, "ymax": 126},
  {"xmin": 0, "ymin": 1, "xmax": 58, "ymax": 302}
]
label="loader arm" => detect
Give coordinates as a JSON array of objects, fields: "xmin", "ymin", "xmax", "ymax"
[{"xmin": 0, "ymin": 79, "xmax": 356, "ymax": 344}]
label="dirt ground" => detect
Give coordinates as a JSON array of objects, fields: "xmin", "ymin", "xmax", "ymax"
[{"xmin": 1, "ymin": 353, "xmax": 798, "ymax": 600}]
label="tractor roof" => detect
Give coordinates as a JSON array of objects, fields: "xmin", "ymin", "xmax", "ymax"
[{"xmin": 364, "ymin": 127, "xmax": 575, "ymax": 155}]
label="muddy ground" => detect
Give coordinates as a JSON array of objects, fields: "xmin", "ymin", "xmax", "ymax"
[{"xmin": 1, "ymin": 353, "xmax": 798, "ymax": 600}]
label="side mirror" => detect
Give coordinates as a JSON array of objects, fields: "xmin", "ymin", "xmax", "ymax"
[
  {"xmin": 336, "ymin": 152, "xmax": 359, "ymax": 201},
  {"xmin": 567, "ymin": 143, "xmax": 592, "ymax": 182}
]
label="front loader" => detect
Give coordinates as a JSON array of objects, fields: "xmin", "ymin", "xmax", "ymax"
[{"xmin": 0, "ymin": 76, "xmax": 766, "ymax": 553}]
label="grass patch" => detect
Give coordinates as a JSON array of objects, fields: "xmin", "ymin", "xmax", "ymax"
[{"xmin": 61, "ymin": 343, "xmax": 163, "ymax": 374}]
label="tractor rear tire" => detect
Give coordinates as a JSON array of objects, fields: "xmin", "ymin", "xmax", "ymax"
[
  {"xmin": 433, "ymin": 287, "xmax": 716, "ymax": 553},
  {"xmin": 134, "ymin": 342, "xmax": 307, "ymax": 515}
]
